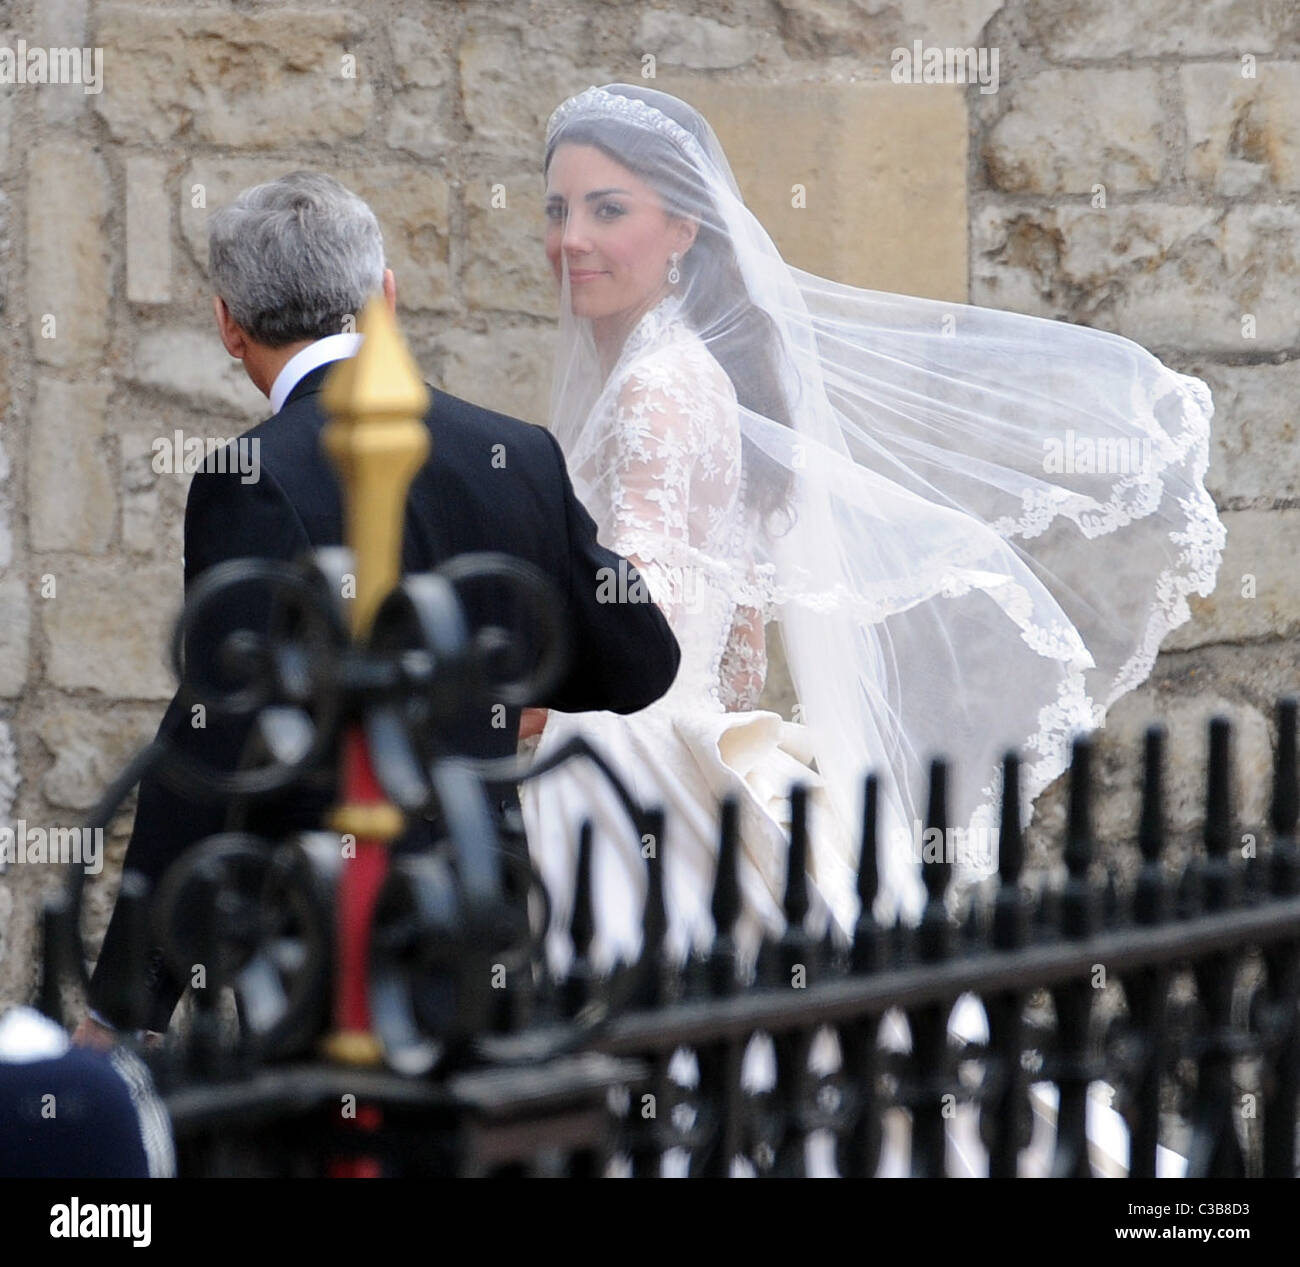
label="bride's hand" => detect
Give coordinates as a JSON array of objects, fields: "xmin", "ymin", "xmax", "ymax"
[{"xmin": 519, "ymin": 707, "xmax": 549, "ymax": 741}]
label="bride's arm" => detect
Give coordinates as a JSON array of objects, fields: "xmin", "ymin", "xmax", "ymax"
[{"xmin": 604, "ymin": 365, "xmax": 699, "ymax": 625}]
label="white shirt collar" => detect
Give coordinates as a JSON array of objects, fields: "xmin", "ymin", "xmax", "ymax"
[{"xmin": 269, "ymin": 332, "xmax": 363, "ymax": 414}]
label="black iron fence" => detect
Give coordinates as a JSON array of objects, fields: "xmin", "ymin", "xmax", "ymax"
[{"xmin": 34, "ymin": 535, "xmax": 1300, "ymax": 1178}]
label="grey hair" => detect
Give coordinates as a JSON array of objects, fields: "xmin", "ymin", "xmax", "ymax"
[{"xmin": 207, "ymin": 171, "xmax": 385, "ymax": 347}]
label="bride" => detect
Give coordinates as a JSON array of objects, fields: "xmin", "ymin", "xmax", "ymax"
[{"xmin": 518, "ymin": 84, "xmax": 1225, "ymax": 996}]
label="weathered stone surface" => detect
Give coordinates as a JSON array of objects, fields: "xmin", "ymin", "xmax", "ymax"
[
  {"xmin": 1189, "ymin": 360, "xmax": 1300, "ymax": 504},
  {"xmin": 1184, "ymin": 62, "xmax": 1300, "ymax": 195},
  {"xmin": 33, "ymin": 0, "xmax": 92, "ymax": 124},
  {"xmin": 387, "ymin": 87, "xmax": 453, "ymax": 157},
  {"xmin": 0, "ymin": 578, "xmax": 29, "ymax": 696},
  {"xmin": 1163, "ymin": 509, "xmax": 1300, "ymax": 649},
  {"xmin": 28, "ymin": 377, "xmax": 115, "ymax": 553},
  {"xmin": 126, "ymin": 156, "xmax": 173, "ymax": 303},
  {"xmin": 432, "ymin": 324, "xmax": 555, "ymax": 427},
  {"xmin": 1024, "ymin": 0, "xmax": 1286, "ymax": 59},
  {"xmin": 983, "ymin": 69, "xmax": 1166, "ymax": 194},
  {"xmin": 0, "ymin": 442, "xmax": 11, "ymax": 574},
  {"xmin": 35, "ymin": 705, "xmax": 156, "ymax": 810},
  {"xmin": 127, "ymin": 327, "xmax": 268, "ymax": 417},
  {"xmin": 659, "ymin": 78, "xmax": 969, "ymax": 300},
  {"xmin": 385, "ymin": 14, "xmax": 452, "ymax": 156},
  {"xmin": 459, "ymin": 25, "xmax": 601, "ymax": 152},
  {"xmin": 121, "ymin": 487, "xmax": 154, "ymax": 552},
  {"xmin": 42, "ymin": 563, "xmax": 178, "ymax": 698},
  {"xmin": 356, "ymin": 169, "xmax": 453, "ymax": 312},
  {"xmin": 636, "ymin": 10, "xmax": 761, "ymax": 69},
  {"xmin": 92, "ymin": 6, "xmax": 374, "ymax": 147},
  {"xmin": 0, "ymin": 88, "xmax": 11, "ymax": 175},
  {"xmin": 181, "ymin": 160, "xmax": 452, "ymax": 312},
  {"xmin": 27, "ymin": 142, "xmax": 109, "ymax": 368},
  {"xmin": 774, "ymin": 0, "xmax": 1004, "ymax": 56},
  {"xmin": 972, "ymin": 202, "xmax": 1300, "ymax": 353},
  {"xmin": 462, "ymin": 176, "xmax": 556, "ymax": 318}
]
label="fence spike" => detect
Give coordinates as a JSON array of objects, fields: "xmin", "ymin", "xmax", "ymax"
[
  {"xmin": 1065, "ymin": 734, "xmax": 1093, "ymax": 878},
  {"xmin": 1204, "ymin": 716, "xmax": 1232, "ymax": 861},
  {"xmin": 993, "ymin": 752, "xmax": 1028, "ymax": 952},
  {"xmin": 711, "ymin": 795, "xmax": 741, "ymax": 941},
  {"xmin": 1271, "ymin": 697, "xmax": 1298, "ymax": 839},
  {"xmin": 784, "ymin": 782, "xmax": 811, "ymax": 929},
  {"xmin": 562, "ymin": 819, "xmax": 597, "ymax": 1018},
  {"xmin": 1135, "ymin": 726, "xmax": 1168, "ymax": 925},
  {"xmin": 998, "ymin": 751, "xmax": 1023, "ymax": 886},
  {"xmin": 857, "ymin": 772, "xmax": 880, "ymax": 915},
  {"xmin": 640, "ymin": 806, "xmax": 667, "ymax": 967},
  {"xmin": 919, "ymin": 758, "xmax": 951, "ymax": 962},
  {"xmin": 852, "ymin": 773, "xmax": 883, "ymax": 973},
  {"xmin": 923, "ymin": 757, "xmax": 951, "ymax": 905},
  {"xmin": 1062, "ymin": 735, "xmax": 1095, "ymax": 940},
  {"xmin": 1200, "ymin": 717, "xmax": 1236, "ymax": 913}
]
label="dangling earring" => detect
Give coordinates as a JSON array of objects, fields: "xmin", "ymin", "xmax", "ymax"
[{"xmin": 667, "ymin": 251, "xmax": 681, "ymax": 285}]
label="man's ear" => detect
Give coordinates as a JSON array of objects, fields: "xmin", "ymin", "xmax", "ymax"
[
  {"xmin": 213, "ymin": 296, "xmax": 247, "ymax": 359},
  {"xmin": 382, "ymin": 268, "xmax": 397, "ymax": 316}
]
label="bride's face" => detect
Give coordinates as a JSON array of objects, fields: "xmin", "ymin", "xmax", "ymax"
[{"xmin": 544, "ymin": 142, "xmax": 692, "ymax": 323}]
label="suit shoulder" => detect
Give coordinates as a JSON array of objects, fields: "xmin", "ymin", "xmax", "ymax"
[{"xmin": 428, "ymin": 389, "xmax": 553, "ymax": 449}]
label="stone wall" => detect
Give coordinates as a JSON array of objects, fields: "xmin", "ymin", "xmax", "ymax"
[{"xmin": 0, "ymin": 0, "xmax": 1296, "ymax": 1008}]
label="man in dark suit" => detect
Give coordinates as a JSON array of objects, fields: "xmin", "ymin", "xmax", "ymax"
[{"xmin": 77, "ymin": 172, "xmax": 679, "ymax": 1043}]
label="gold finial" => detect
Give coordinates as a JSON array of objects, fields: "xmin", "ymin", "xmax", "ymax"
[{"xmin": 321, "ymin": 296, "xmax": 431, "ymax": 638}]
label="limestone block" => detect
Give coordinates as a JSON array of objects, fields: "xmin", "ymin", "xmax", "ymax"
[
  {"xmin": 774, "ymin": 0, "xmax": 1005, "ymax": 57},
  {"xmin": 1191, "ymin": 360, "xmax": 1300, "ymax": 504},
  {"xmin": 27, "ymin": 142, "xmax": 109, "ymax": 368},
  {"xmin": 432, "ymin": 323, "xmax": 556, "ymax": 428},
  {"xmin": 92, "ymin": 5, "xmax": 374, "ymax": 147},
  {"xmin": 462, "ymin": 175, "xmax": 555, "ymax": 318},
  {"xmin": 126, "ymin": 156, "xmax": 172, "ymax": 304},
  {"xmin": 656, "ymin": 78, "xmax": 969, "ymax": 301},
  {"xmin": 972, "ymin": 202, "xmax": 1300, "ymax": 353},
  {"xmin": 983, "ymin": 69, "xmax": 1165, "ymax": 195},
  {"xmin": 28, "ymin": 377, "xmax": 115, "ymax": 553},
  {"xmin": 1163, "ymin": 509, "xmax": 1300, "ymax": 649},
  {"xmin": 127, "ymin": 326, "xmax": 268, "ymax": 417},
  {"xmin": 42, "ymin": 562, "xmax": 178, "ymax": 698},
  {"xmin": 1024, "ymin": 0, "xmax": 1284, "ymax": 59},
  {"xmin": 636, "ymin": 10, "xmax": 761, "ymax": 69},
  {"xmin": 0, "ymin": 577, "xmax": 29, "ymax": 696},
  {"xmin": 1184, "ymin": 62, "xmax": 1300, "ymax": 195}
]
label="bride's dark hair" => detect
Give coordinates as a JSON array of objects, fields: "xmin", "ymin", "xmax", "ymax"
[{"xmin": 544, "ymin": 87, "xmax": 796, "ymax": 531}]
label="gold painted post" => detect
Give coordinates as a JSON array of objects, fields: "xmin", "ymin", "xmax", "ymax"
[{"xmin": 318, "ymin": 296, "xmax": 430, "ymax": 1071}]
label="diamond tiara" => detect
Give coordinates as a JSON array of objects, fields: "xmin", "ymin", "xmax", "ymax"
[{"xmin": 545, "ymin": 85, "xmax": 707, "ymax": 165}]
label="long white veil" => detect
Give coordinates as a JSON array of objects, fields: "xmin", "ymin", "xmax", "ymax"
[{"xmin": 542, "ymin": 83, "xmax": 1226, "ymax": 925}]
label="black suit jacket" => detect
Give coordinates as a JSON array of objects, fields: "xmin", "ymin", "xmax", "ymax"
[{"xmin": 89, "ymin": 361, "xmax": 681, "ymax": 1031}]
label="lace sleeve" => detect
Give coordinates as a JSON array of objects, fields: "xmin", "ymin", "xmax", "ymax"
[
  {"xmin": 718, "ymin": 601, "xmax": 767, "ymax": 711},
  {"xmin": 605, "ymin": 365, "xmax": 696, "ymax": 624}
]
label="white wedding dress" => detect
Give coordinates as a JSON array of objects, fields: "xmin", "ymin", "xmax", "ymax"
[
  {"xmin": 521, "ymin": 293, "xmax": 854, "ymax": 978},
  {"xmin": 516, "ymin": 281, "xmax": 1191, "ymax": 1183}
]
